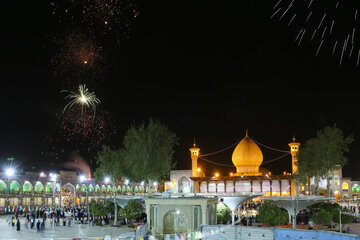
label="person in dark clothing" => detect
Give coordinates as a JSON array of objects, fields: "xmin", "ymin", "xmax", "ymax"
[
  {"xmin": 16, "ymin": 220, "xmax": 20, "ymax": 231},
  {"xmin": 63, "ymin": 218, "xmax": 66, "ymax": 226},
  {"xmin": 30, "ymin": 218, "xmax": 34, "ymax": 229},
  {"xmin": 36, "ymin": 221, "xmax": 40, "ymax": 232},
  {"xmin": 12, "ymin": 217, "xmax": 15, "ymax": 227}
]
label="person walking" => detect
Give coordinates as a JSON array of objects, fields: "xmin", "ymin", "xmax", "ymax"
[
  {"xmin": 25, "ymin": 218, "xmax": 28, "ymax": 229},
  {"xmin": 16, "ymin": 219, "xmax": 20, "ymax": 231},
  {"xmin": 12, "ymin": 216, "xmax": 15, "ymax": 227},
  {"xmin": 30, "ymin": 218, "xmax": 34, "ymax": 229},
  {"xmin": 68, "ymin": 217, "xmax": 71, "ymax": 227},
  {"xmin": 36, "ymin": 220, "xmax": 40, "ymax": 232}
]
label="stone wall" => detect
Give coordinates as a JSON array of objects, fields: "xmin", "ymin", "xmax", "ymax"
[{"xmin": 201, "ymin": 225, "xmax": 360, "ymax": 240}]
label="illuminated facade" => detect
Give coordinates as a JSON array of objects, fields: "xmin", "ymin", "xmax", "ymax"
[
  {"xmin": 0, "ymin": 170, "xmax": 153, "ymax": 210},
  {"xmin": 169, "ymin": 132, "xmax": 359, "ymax": 200}
]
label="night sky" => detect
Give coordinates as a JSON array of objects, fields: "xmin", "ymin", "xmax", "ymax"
[{"xmin": 1, "ymin": 1, "xmax": 359, "ymax": 179}]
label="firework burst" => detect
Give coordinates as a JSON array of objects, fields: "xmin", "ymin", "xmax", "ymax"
[
  {"xmin": 271, "ymin": 0, "xmax": 360, "ymax": 66},
  {"xmin": 62, "ymin": 84, "xmax": 101, "ymax": 117},
  {"xmin": 50, "ymin": 31, "xmax": 104, "ymax": 87}
]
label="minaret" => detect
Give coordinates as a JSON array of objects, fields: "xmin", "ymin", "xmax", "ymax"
[
  {"xmin": 189, "ymin": 139, "xmax": 200, "ymax": 177},
  {"xmin": 289, "ymin": 137, "xmax": 300, "ymax": 196}
]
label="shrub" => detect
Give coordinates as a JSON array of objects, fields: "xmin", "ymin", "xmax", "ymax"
[
  {"xmin": 257, "ymin": 202, "xmax": 288, "ymax": 226},
  {"xmin": 312, "ymin": 209, "xmax": 332, "ymax": 225},
  {"xmin": 217, "ymin": 202, "xmax": 231, "ymax": 224}
]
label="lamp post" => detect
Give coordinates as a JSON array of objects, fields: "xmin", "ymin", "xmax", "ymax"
[
  {"xmin": 5, "ymin": 168, "xmax": 15, "ymax": 210},
  {"xmin": 104, "ymin": 176, "xmax": 118, "ymax": 225},
  {"xmin": 50, "ymin": 173, "xmax": 57, "ymax": 207}
]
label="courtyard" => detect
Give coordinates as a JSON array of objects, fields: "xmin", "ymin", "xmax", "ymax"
[{"xmin": 0, "ymin": 215, "xmax": 133, "ymax": 240}]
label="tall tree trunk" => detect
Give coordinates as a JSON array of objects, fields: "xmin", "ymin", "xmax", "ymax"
[
  {"xmin": 314, "ymin": 176, "xmax": 319, "ymax": 195},
  {"xmin": 131, "ymin": 181, "xmax": 135, "ymax": 195},
  {"xmin": 148, "ymin": 179, "xmax": 152, "ymax": 196},
  {"xmin": 113, "ymin": 184, "xmax": 117, "ymax": 226},
  {"xmin": 326, "ymin": 175, "xmax": 332, "ymax": 197}
]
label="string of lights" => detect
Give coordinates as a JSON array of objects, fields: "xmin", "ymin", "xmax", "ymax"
[
  {"xmin": 199, "ymin": 140, "xmax": 241, "ymax": 157},
  {"xmin": 249, "ymin": 137, "xmax": 290, "ymax": 153},
  {"xmin": 199, "ymin": 152, "xmax": 291, "ymax": 168},
  {"xmin": 198, "ymin": 156, "xmax": 235, "ymax": 168},
  {"xmin": 261, "ymin": 152, "xmax": 291, "ymax": 165}
]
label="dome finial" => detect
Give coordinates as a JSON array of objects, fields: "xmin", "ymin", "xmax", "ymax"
[
  {"xmin": 246, "ymin": 129, "xmax": 248, "ymax": 137},
  {"xmin": 292, "ymin": 134, "xmax": 296, "ymax": 142},
  {"xmin": 193, "ymin": 137, "xmax": 196, "ymax": 147}
]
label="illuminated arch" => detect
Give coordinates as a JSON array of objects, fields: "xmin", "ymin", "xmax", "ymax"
[
  {"xmin": 95, "ymin": 184, "xmax": 100, "ymax": 193},
  {"xmin": 22, "ymin": 181, "xmax": 33, "ymax": 193},
  {"xmin": 101, "ymin": 185, "xmax": 106, "ymax": 192},
  {"xmin": 81, "ymin": 184, "xmax": 87, "ymax": 193},
  {"xmin": 34, "ymin": 182, "xmax": 44, "ymax": 193},
  {"xmin": 352, "ymin": 184, "xmax": 360, "ymax": 193},
  {"xmin": 10, "ymin": 181, "xmax": 20, "ymax": 193},
  {"xmin": 342, "ymin": 182, "xmax": 349, "ymax": 190},
  {"xmin": 122, "ymin": 185, "xmax": 126, "ymax": 192},
  {"xmin": 88, "ymin": 184, "xmax": 94, "ymax": 193},
  {"xmin": 107, "ymin": 185, "xmax": 112, "ymax": 192},
  {"xmin": 76, "ymin": 184, "xmax": 80, "ymax": 192},
  {"xmin": 45, "ymin": 182, "xmax": 53, "ymax": 193},
  {"xmin": 117, "ymin": 185, "xmax": 122, "ymax": 193},
  {"xmin": 0, "ymin": 180, "xmax": 7, "ymax": 193}
]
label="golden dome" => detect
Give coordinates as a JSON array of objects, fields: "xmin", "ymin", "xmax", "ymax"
[{"xmin": 232, "ymin": 131, "xmax": 263, "ymax": 176}]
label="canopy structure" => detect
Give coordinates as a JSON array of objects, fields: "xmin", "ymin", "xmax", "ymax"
[
  {"xmin": 263, "ymin": 196, "xmax": 335, "ymax": 229},
  {"xmin": 96, "ymin": 195, "xmax": 145, "ymax": 208},
  {"xmin": 218, "ymin": 193, "xmax": 264, "ymax": 225}
]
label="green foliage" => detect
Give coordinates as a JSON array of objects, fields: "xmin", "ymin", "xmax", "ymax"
[
  {"xmin": 89, "ymin": 201, "xmax": 106, "ymax": 217},
  {"xmin": 122, "ymin": 118, "xmax": 178, "ymax": 183},
  {"xmin": 217, "ymin": 202, "xmax": 231, "ymax": 224},
  {"xmin": 119, "ymin": 200, "xmax": 143, "ymax": 220},
  {"xmin": 257, "ymin": 202, "xmax": 289, "ymax": 226},
  {"xmin": 104, "ymin": 201, "xmax": 115, "ymax": 215},
  {"xmin": 297, "ymin": 125, "xmax": 354, "ymax": 195},
  {"xmin": 94, "ymin": 146, "xmax": 125, "ymax": 182},
  {"xmin": 312, "ymin": 209, "xmax": 332, "ymax": 225}
]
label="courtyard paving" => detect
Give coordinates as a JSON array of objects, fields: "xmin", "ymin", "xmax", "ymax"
[{"xmin": 0, "ymin": 216, "xmax": 133, "ymax": 240}]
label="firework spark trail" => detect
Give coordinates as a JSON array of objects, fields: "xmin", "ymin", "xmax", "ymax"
[
  {"xmin": 271, "ymin": 0, "xmax": 360, "ymax": 66},
  {"xmin": 62, "ymin": 84, "xmax": 101, "ymax": 117}
]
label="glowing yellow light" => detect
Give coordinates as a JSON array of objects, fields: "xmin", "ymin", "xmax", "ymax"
[
  {"xmin": 215, "ymin": 173, "xmax": 219, "ymax": 177},
  {"xmin": 84, "ymin": 60, "xmax": 88, "ymax": 64},
  {"xmin": 197, "ymin": 168, "xmax": 201, "ymax": 172},
  {"xmin": 104, "ymin": 21, "xmax": 108, "ymax": 25},
  {"xmin": 230, "ymin": 172, "xmax": 233, "ymax": 176},
  {"xmin": 268, "ymin": 172, "xmax": 272, "ymax": 176},
  {"xmin": 79, "ymin": 95, "xmax": 87, "ymax": 103},
  {"xmin": 283, "ymin": 171, "xmax": 286, "ymax": 175}
]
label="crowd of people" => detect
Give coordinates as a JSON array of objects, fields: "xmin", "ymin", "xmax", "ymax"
[{"xmin": 6, "ymin": 205, "xmax": 98, "ymax": 232}]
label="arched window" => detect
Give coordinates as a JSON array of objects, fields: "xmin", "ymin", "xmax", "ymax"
[
  {"xmin": 22, "ymin": 181, "xmax": 33, "ymax": 193},
  {"xmin": 107, "ymin": 185, "xmax": 112, "ymax": 192},
  {"xmin": 101, "ymin": 185, "xmax": 106, "ymax": 192},
  {"xmin": 95, "ymin": 184, "xmax": 100, "ymax": 193},
  {"xmin": 352, "ymin": 184, "xmax": 360, "ymax": 193},
  {"xmin": 334, "ymin": 175, "xmax": 340, "ymax": 185},
  {"xmin": 122, "ymin": 185, "xmax": 126, "ymax": 192},
  {"xmin": 76, "ymin": 184, "xmax": 80, "ymax": 192},
  {"xmin": 45, "ymin": 182, "xmax": 53, "ymax": 193},
  {"xmin": 34, "ymin": 182, "xmax": 44, "ymax": 193},
  {"xmin": 88, "ymin": 184, "xmax": 94, "ymax": 193},
  {"xmin": 10, "ymin": 181, "xmax": 20, "ymax": 193},
  {"xmin": 81, "ymin": 184, "xmax": 87, "ymax": 193},
  {"xmin": 0, "ymin": 180, "xmax": 7, "ymax": 193},
  {"xmin": 342, "ymin": 182, "xmax": 349, "ymax": 190},
  {"xmin": 117, "ymin": 185, "xmax": 122, "ymax": 193}
]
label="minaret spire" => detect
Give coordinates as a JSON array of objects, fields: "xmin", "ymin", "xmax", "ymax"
[{"xmin": 246, "ymin": 129, "xmax": 248, "ymax": 137}]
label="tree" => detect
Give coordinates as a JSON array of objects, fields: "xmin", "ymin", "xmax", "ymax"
[
  {"xmin": 94, "ymin": 146, "xmax": 125, "ymax": 225},
  {"xmin": 297, "ymin": 125, "xmax": 354, "ymax": 196},
  {"xmin": 118, "ymin": 200, "xmax": 143, "ymax": 223},
  {"xmin": 312, "ymin": 209, "xmax": 332, "ymax": 225},
  {"xmin": 217, "ymin": 202, "xmax": 231, "ymax": 224},
  {"xmin": 257, "ymin": 202, "xmax": 289, "ymax": 226},
  {"xmin": 122, "ymin": 118, "xmax": 178, "ymax": 194}
]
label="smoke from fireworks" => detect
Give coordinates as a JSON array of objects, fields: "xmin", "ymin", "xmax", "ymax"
[
  {"xmin": 50, "ymin": 32, "xmax": 104, "ymax": 87},
  {"xmin": 48, "ymin": 108, "xmax": 117, "ymax": 156},
  {"xmin": 62, "ymin": 84, "xmax": 101, "ymax": 117},
  {"xmin": 272, "ymin": 0, "xmax": 360, "ymax": 66}
]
